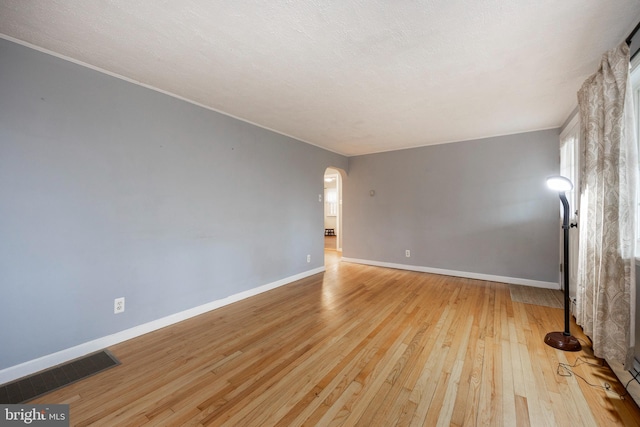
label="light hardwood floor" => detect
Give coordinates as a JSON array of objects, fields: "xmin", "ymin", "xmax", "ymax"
[{"xmin": 31, "ymin": 251, "xmax": 640, "ymax": 426}]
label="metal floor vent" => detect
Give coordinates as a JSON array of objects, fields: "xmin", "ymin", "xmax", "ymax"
[{"xmin": 0, "ymin": 350, "xmax": 120, "ymax": 404}]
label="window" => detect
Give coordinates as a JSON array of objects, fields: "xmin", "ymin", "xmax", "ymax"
[
  {"xmin": 324, "ymin": 174, "xmax": 339, "ymax": 217},
  {"xmin": 559, "ymin": 116, "xmax": 579, "ymax": 222},
  {"xmin": 325, "ymin": 188, "xmax": 338, "ymax": 216},
  {"xmin": 631, "ymin": 56, "xmax": 640, "ymax": 255},
  {"xmin": 559, "ymin": 114, "xmax": 581, "ymax": 296}
]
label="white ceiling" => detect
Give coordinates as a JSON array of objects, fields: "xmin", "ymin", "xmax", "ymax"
[{"xmin": 1, "ymin": 1, "xmax": 640, "ymax": 156}]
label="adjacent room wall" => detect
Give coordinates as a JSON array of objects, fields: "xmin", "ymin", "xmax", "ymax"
[
  {"xmin": 343, "ymin": 129, "xmax": 561, "ymax": 285},
  {"xmin": 0, "ymin": 38, "xmax": 347, "ymax": 371}
]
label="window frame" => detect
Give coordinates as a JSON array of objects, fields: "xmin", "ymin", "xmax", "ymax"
[
  {"xmin": 559, "ymin": 115, "xmax": 580, "ymax": 222},
  {"xmin": 631, "ymin": 56, "xmax": 640, "ymax": 257}
]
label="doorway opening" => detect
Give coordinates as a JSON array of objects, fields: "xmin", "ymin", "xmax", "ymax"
[{"xmin": 324, "ymin": 167, "xmax": 343, "ymax": 267}]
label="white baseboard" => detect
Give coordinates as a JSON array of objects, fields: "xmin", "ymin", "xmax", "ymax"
[
  {"xmin": 341, "ymin": 258, "xmax": 559, "ymax": 289},
  {"xmin": 0, "ymin": 267, "xmax": 325, "ymax": 385}
]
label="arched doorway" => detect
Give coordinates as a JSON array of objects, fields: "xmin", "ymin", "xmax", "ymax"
[{"xmin": 324, "ymin": 167, "xmax": 344, "ymax": 266}]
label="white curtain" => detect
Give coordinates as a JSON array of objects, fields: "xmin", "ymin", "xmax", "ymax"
[{"xmin": 576, "ymin": 42, "xmax": 638, "ymax": 368}]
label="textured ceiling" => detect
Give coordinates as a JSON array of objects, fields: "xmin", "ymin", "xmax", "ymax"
[{"xmin": 1, "ymin": 1, "xmax": 640, "ymax": 156}]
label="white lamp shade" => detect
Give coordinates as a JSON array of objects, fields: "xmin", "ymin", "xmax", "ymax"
[{"xmin": 546, "ymin": 176, "xmax": 573, "ymax": 192}]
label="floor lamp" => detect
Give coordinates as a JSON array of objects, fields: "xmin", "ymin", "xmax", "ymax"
[{"xmin": 544, "ymin": 176, "xmax": 581, "ymax": 352}]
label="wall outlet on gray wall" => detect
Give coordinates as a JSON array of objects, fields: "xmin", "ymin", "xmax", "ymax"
[
  {"xmin": 114, "ymin": 297, "xmax": 125, "ymax": 314},
  {"xmin": 405, "ymin": 250, "xmax": 410, "ymax": 257},
  {"xmin": 307, "ymin": 254, "xmax": 311, "ymax": 263}
]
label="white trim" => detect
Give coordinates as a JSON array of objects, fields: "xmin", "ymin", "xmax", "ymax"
[
  {"xmin": 341, "ymin": 258, "xmax": 559, "ymax": 289},
  {"xmin": 632, "ymin": 64, "xmax": 640, "ymax": 257},
  {"xmin": 559, "ymin": 112, "xmax": 579, "ymax": 141},
  {"xmin": 0, "ymin": 267, "xmax": 325, "ymax": 385},
  {"xmin": 0, "ymin": 35, "xmax": 562, "ymax": 158},
  {"xmin": 0, "ymin": 35, "xmax": 347, "ymax": 157},
  {"xmin": 632, "ymin": 49, "xmax": 640, "ymax": 72},
  {"xmin": 353, "ymin": 126, "xmax": 561, "ymax": 156}
]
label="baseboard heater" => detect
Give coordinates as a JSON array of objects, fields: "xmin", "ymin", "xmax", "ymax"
[{"xmin": 631, "ymin": 358, "xmax": 640, "ymax": 384}]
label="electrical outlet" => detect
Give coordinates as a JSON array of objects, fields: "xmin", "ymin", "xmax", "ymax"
[
  {"xmin": 307, "ymin": 254, "xmax": 311, "ymax": 263},
  {"xmin": 405, "ymin": 250, "xmax": 411, "ymax": 257},
  {"xmin": 114, "ymin": 297, "xmax": 125, "ymax": 314}
]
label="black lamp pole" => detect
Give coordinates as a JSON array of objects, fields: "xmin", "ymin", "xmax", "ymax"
[{"xmin": 544, "ymin": 179, "xmax": 581, "ymax": 351}]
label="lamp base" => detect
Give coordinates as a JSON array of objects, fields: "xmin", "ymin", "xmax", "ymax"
[{"xmin": 544, "ymin": 331, "xmax": 581, "ymax": 352}]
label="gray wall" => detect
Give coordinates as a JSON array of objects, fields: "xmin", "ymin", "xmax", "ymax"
[
  {"xmin": 0, "ymin": 38, "xmax": 347, "ymax": 370},
  {"xmin": 343, "ymin": 129, "xmax": 561, "ymax": 283}
]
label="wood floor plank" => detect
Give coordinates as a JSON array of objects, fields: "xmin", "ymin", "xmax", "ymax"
[
  {"xmin": 515, "ymin": 394, "xmax": 531, "ymax": 427},
  {"xmin": 500, "ymin": 337, "xmax": 517, "ymax": 427},
  {"xmin": 23, "ymin": 251, "xmax": 640, "ymax": 426},
  {"xmin": 477, "ymin": 336, "xmax": 496, "ymax": 426}
]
